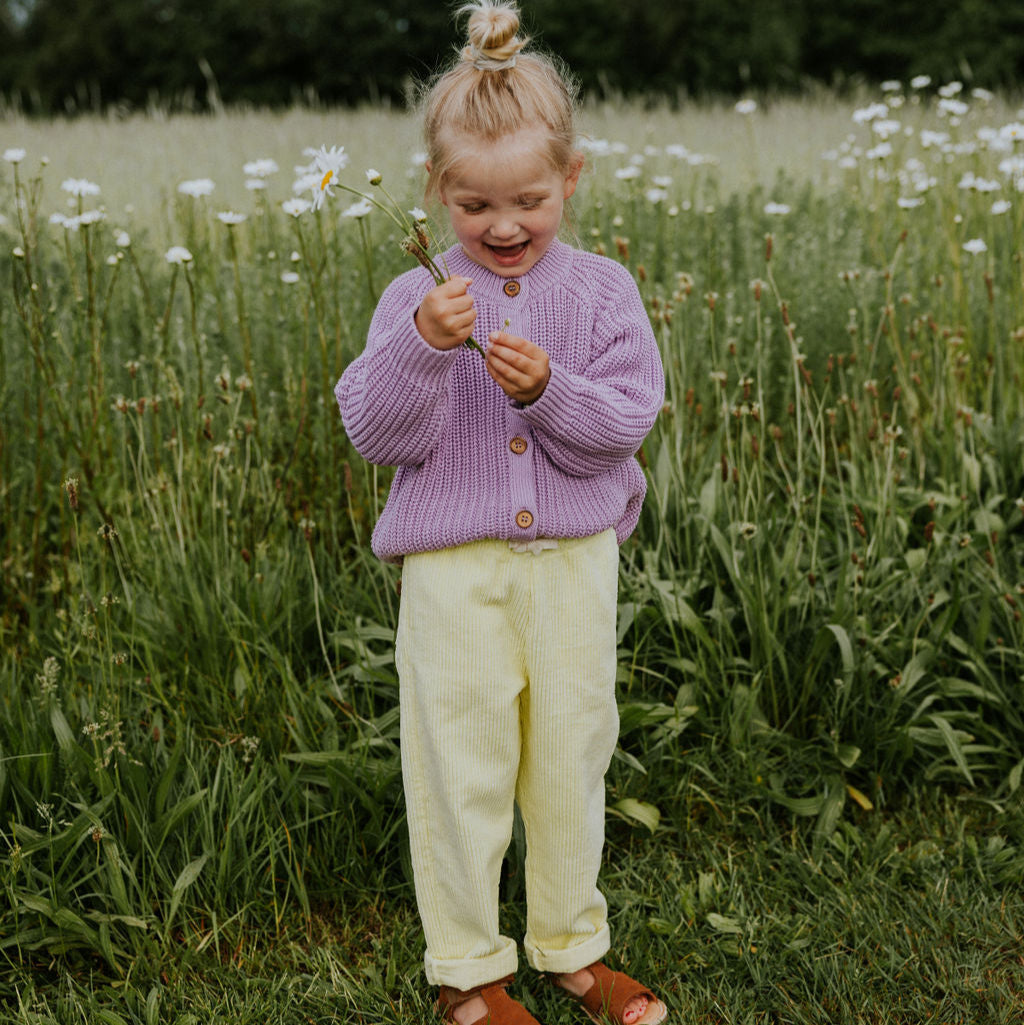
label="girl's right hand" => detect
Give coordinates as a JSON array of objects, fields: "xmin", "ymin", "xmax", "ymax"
[{"xmin": 414, "ymin": 277, "xmax": 477, "ymax": 351}]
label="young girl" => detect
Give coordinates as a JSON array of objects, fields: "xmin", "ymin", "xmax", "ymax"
[{"xmin": 336, "ymin": 3, "xmax": 666, "ymax": 1023}]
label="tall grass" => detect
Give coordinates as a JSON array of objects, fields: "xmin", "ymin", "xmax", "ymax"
[{"xmin": 1, "ymin": 87, "xmax": 1023, "ymax": 984}]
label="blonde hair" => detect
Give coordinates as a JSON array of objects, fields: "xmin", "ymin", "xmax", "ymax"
[{"xmin": 422, "ymin": 0, "xmax": 579, "ymax": 196}]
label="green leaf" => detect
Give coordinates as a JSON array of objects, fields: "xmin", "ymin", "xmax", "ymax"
[
  {"xmin": 929, "ymin": 714, "xmax": 975, "ymax": 786},
  {"xmin": 609, "ymin": 798, "xmax": 660, "ymax": 833},
  {"xmin": 706, "ymin": 912, "xmax": 743, "ymax": 934},
  {"xmin": 165, "ymin": 853, "xmax": 209, "ymax": 931},
  {"xmin": 836, "ymin": 744, "xmax": 861, "ymax": 768},
  {"xmin": 1009, "ymin": 759, "xmax": 1024, "ymax": 794},
  {"xmin": 50, "ymin": 706, "xmax": 77, "ymax": 754}
]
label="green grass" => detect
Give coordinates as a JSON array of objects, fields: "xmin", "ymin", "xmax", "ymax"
[
  {"xmin": 2, "ymin": 88, "xmax": 1024, "ymax": 1020},
  {"xmin": 3, "ymin": 790, "xmax": 1023, "ymax": 1023}
]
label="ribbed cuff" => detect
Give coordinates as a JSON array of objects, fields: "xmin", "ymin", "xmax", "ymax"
[
  {"xmin": 424, "ymin": 936, "xmax": 520, "ymax": 989},
  {"xmin": 389, "ymin": 310, "xmax": 462, "ymax": 382},
  {"xmin": 523, "ymin": 922, "xmax": 611, "ymax": 974}
]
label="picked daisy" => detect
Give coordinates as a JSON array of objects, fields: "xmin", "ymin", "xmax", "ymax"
[{"xmin": 310, "ymin": 144, "xmax": 350, "ymax": 210}]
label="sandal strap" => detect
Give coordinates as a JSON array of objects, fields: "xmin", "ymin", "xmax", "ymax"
[
  {"xmin": 437, "ymin": 976, "xmax": 540, "ymax": 1025},
  {"xmin": 579, "ymin": 962, "xmax": 658, "ymax": 1024}
]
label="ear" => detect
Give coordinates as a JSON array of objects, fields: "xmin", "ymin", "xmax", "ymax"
[{"xmin": 562, "ymin": 152, "xmax": 584, "ymax": 200}]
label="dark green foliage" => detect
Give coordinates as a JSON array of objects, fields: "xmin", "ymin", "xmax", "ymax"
[{"xmin": 2, "ymin": 0, "xmax": 1024, "ymax": 113}]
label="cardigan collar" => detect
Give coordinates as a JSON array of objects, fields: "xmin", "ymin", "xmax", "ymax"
[{"xmin": 442, "ymin": 239, "xmax": 575, "ymax": 304}]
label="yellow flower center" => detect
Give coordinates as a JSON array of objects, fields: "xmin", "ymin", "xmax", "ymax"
[{"xmin": 320, "ymin": 170, "xmax": 334, "ymax": 191}]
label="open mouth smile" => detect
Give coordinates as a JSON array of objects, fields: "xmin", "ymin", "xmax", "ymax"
[{"xmin": 485, "ymin": 240, "xmax": 529, "ymax": 265}]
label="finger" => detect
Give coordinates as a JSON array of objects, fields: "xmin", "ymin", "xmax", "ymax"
[{"xmin": 444, "ymin": 276, "xmax": 473, "ymax": 297}]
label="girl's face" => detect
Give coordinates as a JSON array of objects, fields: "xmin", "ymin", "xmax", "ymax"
[{"xmin": 437, "ymin": 128, "xmax": 582, "ymax": 278}]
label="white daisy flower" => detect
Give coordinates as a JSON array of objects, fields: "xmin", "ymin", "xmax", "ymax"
[
  {"xmin": 165, "ymin": 246, "xmax": 194, "ymax": 264},
  {"xmin": 310, "ymin": 144, "xmax": 349, "ymax": 209},
  {"xmin": 243, "ymin": 158, "xmax": 279, "ymax": 178},
  {"xmin": 282, "ymin": 197, "xmax": 312, "ymax": 218},
  {"xmin": 342, "ymin": 198, "xmax": 373, "ymax": 219},
  {"xmin": 177, "ymin": 178, "xmax": 215, "ymax": 198},
  {"xmin": 61, "ymin": 178, "xmax": 101, "ymax": 197}
]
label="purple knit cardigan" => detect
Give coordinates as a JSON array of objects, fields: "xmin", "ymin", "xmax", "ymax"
[{"xmin": 336, "ymin": 239, "xmax": 665, "ymax": 563}]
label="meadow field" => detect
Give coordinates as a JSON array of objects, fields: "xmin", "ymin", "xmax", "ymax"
[{"xmin": 2, "ymin": 86, "xmax": 1024, "ymax": 1022}]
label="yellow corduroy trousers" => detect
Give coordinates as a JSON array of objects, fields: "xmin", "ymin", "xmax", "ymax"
[{"xmin": 395, "ymin": 529, "xmax": 620, "ymax": 990}]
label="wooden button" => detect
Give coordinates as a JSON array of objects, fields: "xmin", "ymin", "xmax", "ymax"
[
  {"xmin": 503, "ymin": 280, "xmax": 521, "ymax": 297},
  {"xmin": 509, "ymin": 436, "xmax": 528, "ymax": 455},
  {"xmin": 515, "ymin": 510, "xmax": 534, "ymax": 529}
]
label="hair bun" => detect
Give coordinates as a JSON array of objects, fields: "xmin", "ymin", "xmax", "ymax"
[{"xmin": 459, "ymin": 1, "xmax": 526, "ymax": 68}]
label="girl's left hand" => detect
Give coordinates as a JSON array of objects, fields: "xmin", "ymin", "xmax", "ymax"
[{"xmin": 485, "ymin": 330, "xmax": 550, "ymax": 404}]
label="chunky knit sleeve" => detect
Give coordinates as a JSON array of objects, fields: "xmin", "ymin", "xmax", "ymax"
[
  {"xmin": 520, "ymin": 260, "xmax": 664, "ymax": 477},
  {"xmin": 335, "ymin": 269, "xmax": 460, "ymax": 467}
]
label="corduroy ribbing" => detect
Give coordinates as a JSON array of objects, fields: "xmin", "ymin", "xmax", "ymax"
[{"xmin": 395, "ymin": 531, "xmax": 619, "ymax": 987}]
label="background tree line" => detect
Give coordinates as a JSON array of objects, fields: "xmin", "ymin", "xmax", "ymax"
[{"xmin": 1, "ymin": 0, "xmax": 1022, "ymax": 114}]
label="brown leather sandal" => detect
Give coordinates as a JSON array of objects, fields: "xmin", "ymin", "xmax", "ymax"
[
  {"xmin": 437, "ymin": 975, "xmax": 542, "ymax": 1025},
  {"xmin": 556, "ymin": 962, "xmax": 667, "ymax": 1025}
]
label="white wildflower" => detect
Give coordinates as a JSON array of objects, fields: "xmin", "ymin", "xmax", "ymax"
[
  {"xmin": 910, "ymin": 75, "xmax": 931, "ymax": 89},
  {"xmin": 409, "ymin": 207, "xmax": 428, "ymax": 222},
  {"xmin": 614, "ymin": 165, "xmax": 642, "ymax": 181},
  {"xmin": 282, "ymin": 197, "xmax": 311, "ymax": 218},
  {"xmin": 852, "ymin": 102, "xmax": 889, "ymax": 124},
  {"xmin": 309, "ymin": 144, "xmax": 349, "ymax": 210},
  {"xmin": 764, "ymin": 201, "xmax": 791, "ymax": 215},
  {"xmin": 60, "ymin": 178, "xmax": 100, "ymax": 197},
  {"xmin": 991, "ymin": 199, "xmax": 1012, "ymax": 215},
  {"xmin": 938, "ymin": 81, "xmax": 963, "ymax": 98},
  {"xmin": 280, "ymin": 271, "xmax": 300, "ymax": 284},
  {"xmin": 897, "ymin": 196, "xmax": 925, "ymax": 209},
  {"xmin": 243, "ymin": 158, "xmax": 279, "ymax": 178},
  {"xmin": 217, "ymin": 211, "xmax": 246, "ymax": 225},
  {"xmin": 177, "ymin": 178, "xmax": 215, "ymax": 198},
  {"xmin": 3, "ymin": 148, "xmax": 26, "ymax": 164},
  {"xmin": 920, "ymin": 129, "xmax": 950, "ymax": 148},
  {"xmin": 872, "ymin": 119, "xmax": 902, "ymax": 139},
  {"xmin": 165, "ymin": 246, "xmax": 193, "ymax": 264},
  {"xmin": 365, "ymin": 168, "xmax": 382, "ymax": 185},
  {"xmin": 342, "ymin": 198, "xmax": 373, "ymax": 219},
  {"xmin": 962, "ymin": 238, "xmax": 988, "ymax": 255},
  {"xmin": 735, "ymin": 99, "xmax": 757, "ymax": 114},
  {"xmin": 938, "ymin": 98, "xmax": 969, "ymax": 118}
]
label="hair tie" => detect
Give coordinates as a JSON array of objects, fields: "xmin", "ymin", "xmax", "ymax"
[{"xmin": 468, "ymin": 44, "xmax": 518, "ymax": 71}]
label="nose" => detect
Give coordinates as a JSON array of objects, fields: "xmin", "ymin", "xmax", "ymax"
[{"xmin": 489, "ymin": 214, "xmax": 520, "ymax": 240}]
